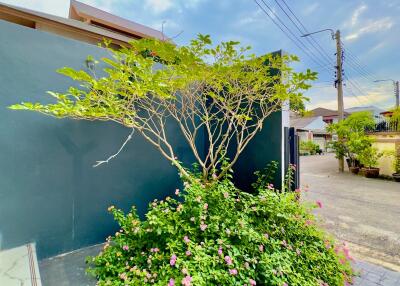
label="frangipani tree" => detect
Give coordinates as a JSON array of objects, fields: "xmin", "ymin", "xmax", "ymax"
[{"xmin": 10, "ymin": 35, "xmax": 316, "ymax": 182}]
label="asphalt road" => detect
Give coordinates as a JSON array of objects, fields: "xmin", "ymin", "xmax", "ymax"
[{"xmin": 301, "ymin": 154, "xmax": 400, "ymax": 271}]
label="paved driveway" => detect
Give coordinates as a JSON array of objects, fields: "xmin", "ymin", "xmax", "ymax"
[{"xmin": 301, "ymin": 154, "xmax": 400, "ymax": 271}]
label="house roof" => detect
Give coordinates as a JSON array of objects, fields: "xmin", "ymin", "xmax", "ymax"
[
  {"xmin": 0, "ymin": 0, "xmax": 165, "ymax": 46},
  {"xmin": 310, "ymin": 107, "xmax": 349, "ymax": 117},
  {"xmin": 69, "ymin": 0, "xmax": 165, "ymax": 41},
  {"xmin": 290, "ymin": 116, "xmax": 319, "ymax": 129},
  {"xmin": 345, "ymin": 106, "xmax": 383, "ymax": 114}
]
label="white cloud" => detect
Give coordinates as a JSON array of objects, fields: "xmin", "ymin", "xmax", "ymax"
[
  {"xmin": 183, "ymin": 0, "xmax": 206, "ymax": 9},
  {"xmin": 236, "ymin": 10, "xmax": 264, "ymax": 27},
  {"xmin": 351, "ymin": 4, "xmax": 367, "ymax": 26},
  {"xmin": 1, "ymin": 0, "xmax": 69, "ymax": 17},
  {"xmin": 303, "ymin": 3, "xmax": 319, "ymax": 16},
  {"xmin": 1, "ymin": 0, "xmax": 132, "ymax": 17},
  {"xmin": 145, "ymin": 0, "xmax": 173, "ymax": 14},
  {"xmin": 345, "ymin": 17, "xmax": 394, "ymax": 41},
  {"xmin": 367, "ymin": 42, "xmax": 387, "ymax": 54},
  {"xmin": 306, "ymin": 84, "xmax": 394, "ymax": 110}
]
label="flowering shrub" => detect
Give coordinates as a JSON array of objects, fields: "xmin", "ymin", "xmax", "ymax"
[{"xmin": 87, "ymin": 177, "xmax": 353, "ymax": 285}]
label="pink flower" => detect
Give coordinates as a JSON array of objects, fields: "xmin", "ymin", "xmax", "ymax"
[
  {"xmin": 264, "ymin": 233, "xmax": 269, "ymax": 239},
  {"xmin": 305, "ymin": 220, "xmax": 312, "ymax": 226},
  {"xmin": 295, "ymin": 188, "xmax": 301, "ymax": 193},
  {"xmin": 316, "ymin": 200, "xmax": 323, "ymax": 208},
  {"xmin": 224, "ymin": 255, "xmax": 233, "ymax": 265},
  {"xmin": 223, "ymin": 192, "xmax": 229, "ymax": 198},
  {"xmin": 203, "ymin": 203, "xmax": 208, "ymax": 210},
  {"xmin": 150, "ymin": 248, "xmax": 159, "ymax": 253},
  {"xmin": 218, "ymin": 247, "xmax": 223, "ymax": 256},
  {"xmin": 296, "ymin": 248, "xmax": 301, "ymax": 255},
  {"xmin": 290, "ymin": 164, "xmax": 296, "ymax": 170},
  {"xmin": 119, "ymin": 273, "xmax": 127, "ymax": 280},
  {"xmin": 249, "ymin": 279, "xmax": 257, "ymax": 285},
  {"xmin": 212, "ymin": 173, "xmax": 217, "ymax": 180},
  {"xmin": 183, "ymin": 236, "xmax": 190, "ymax": 244},
  {"xmin": 185, "ymin": 250, "xmax": 191, "ymax": 256},
  {"xmin": 182, "ymin": 268, "xmax": 188, "ymax": 275},
  {"xmin": 181, "ymin": 275, "xmax": 192, "ymax": 286},
  {"xmin": 267, "ymin": 183, "xmax": 274, "ymax": 190},
  {"xmin": 122, "ymin": 245, "xmax": 129, "ymax": 251},
  {"xmin": 282, "ymin": 283, "xmax": 288, "ymax": 286},
  {"xmin": 170, "ymin": 254, "xmax": 177, "ymax": 266},
  {"xmin": 229, "ymin": 269, "xmax": 238, "ymax": 275},
  {"xmin": 200, "ymin": 223, "xmax": 208, "ymax": 231},
  {"xmin": 175, "ymin": 189, "xmax": 180, "ymax": 195},
  {"xmin": 259, "ymin": 245, "xmax": 264, "ymax": 252},
  {"xmin": 177, "ymin": 204, "xmax": 183, "ymax": 212},
  {"xmin": 168, "ymin": 278, "xmax": 175, "ymax": 286}
]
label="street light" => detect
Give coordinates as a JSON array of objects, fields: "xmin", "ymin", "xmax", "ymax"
[
  {"xmin": 302, "ymin": 28, "xmax": 345, "ymax": 172},
  {"xmin": 374, "ymin": 79, "xmax": 399, "ymax": 108},
  {"xmin": 301, "ymin": 29, "xmax": 335, "ymax": 40}
]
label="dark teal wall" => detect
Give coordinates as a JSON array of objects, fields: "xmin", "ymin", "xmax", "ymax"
[
  {"xmin": 0, "ymin": 19, "xmax": 286, "ymax": 259},
  {"xmin": 233, "ymin": 111, "xmax": 284, "ymax": 191},
  {"xmin": 0, "ymin": 20, "xmax": 195, "ymax": 259}
]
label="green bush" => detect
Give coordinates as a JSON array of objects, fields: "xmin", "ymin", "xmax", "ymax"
[
  {"xmin": 300, "ymin": 141, "xmax": 320, "ymax": 155},
  {"xmin": 88, "ymin": 176, "xmax": 353, "ymax": 286},
  {"xmin": 393, "ymin": 147, "xmax": 400, "ymax": 174}
]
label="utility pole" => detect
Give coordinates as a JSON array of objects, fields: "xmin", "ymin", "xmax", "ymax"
[
  {"xmin": 374, "ymin": 79, "xmax": 399, "ymax": 108},
  {"xmin": 301, "ymin": 29, "xmax": 345, "ymax": 171},
  {"xmin": 335, "ymin": 30, "xmax": 345, "ymax": 172}
]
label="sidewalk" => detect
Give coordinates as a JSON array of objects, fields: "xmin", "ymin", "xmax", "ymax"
[{"xmin": 353, "ymin": 261, "xmax": 400, "ymax": 286}]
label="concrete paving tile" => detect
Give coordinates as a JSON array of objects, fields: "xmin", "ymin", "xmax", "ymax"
[{"xmin": 0, "ymin": 244, "xmax": 42, "ymax": 286}]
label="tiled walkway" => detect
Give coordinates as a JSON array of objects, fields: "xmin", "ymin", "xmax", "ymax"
[
  {"xmin": 0, "ymin": 244, "xmax": 42, "ymax": 286},
  {"xmin": 353, "ymin": 261, "xmax": 400, "ymax": 286}
]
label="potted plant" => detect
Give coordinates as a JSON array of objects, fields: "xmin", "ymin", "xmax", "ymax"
[
  {"xmin": 327, "ymin": 111, "xmax": 375, "ymax": 175},
  {"xmin": 359, "ymin": 146, "xmax": 382, "ymax": 178},
  {"xmin": 392, "ymin": 148, "xmax": 400, "ymax": 182},
  {"xmin": 346, "ymin": 133, "xmax": 371, "ymax": 174}
]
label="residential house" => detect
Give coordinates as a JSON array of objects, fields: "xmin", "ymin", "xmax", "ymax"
[
  {"xmin": 309, "ymin": 107, "xmax": 350, "ymax": 124},
  {"xmin": 290, "ymin": 113, "xmax": 330, "ymax": 151}
]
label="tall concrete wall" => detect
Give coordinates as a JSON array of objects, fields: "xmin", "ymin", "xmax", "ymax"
[{"xmin": 0, "ymin": 19, "xmax": 286, "ymax": 259}]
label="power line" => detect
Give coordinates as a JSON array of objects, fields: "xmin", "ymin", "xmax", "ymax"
[
  {"xmin": 341, "ymin": 43, "xmax": 376, "ymax": 82},
  {"xmin": 253, "ymin": 0, "xmax": 334, "ymax": 73},
  {"xmin": 276, "ymin": 0, "xmax": 334, "ymax": 67}
]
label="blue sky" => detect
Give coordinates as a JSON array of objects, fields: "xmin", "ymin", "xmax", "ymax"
[{"xmin": 3, "ymin": 0, "xmax": 399, "ymax": 110}]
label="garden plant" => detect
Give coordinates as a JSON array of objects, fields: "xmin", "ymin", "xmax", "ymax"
[
  {"xmin": 391, "ymin": 147, "xmax": 400, "ymax": 181},
  {"xmin": 389, "ymin": 107, "xmax": 400, "ymax": 131},
  {"xmin": 327, "ymin": 111, "xmax": 375, "ymax": 172},
  {"xmin": 299, "ymin": 140, "xmax": 320, "ymax": 155},
  {"xmin": 10, "ymin": 35, "xmax": 354, "ymax": 285}
]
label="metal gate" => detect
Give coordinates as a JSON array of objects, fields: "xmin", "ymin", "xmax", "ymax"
[{"xmin": 285, "ymin": 127, "xmax": 300, "ymax": 191}]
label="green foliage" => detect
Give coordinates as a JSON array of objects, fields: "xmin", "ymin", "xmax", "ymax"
[
  {"xmin": 88, "ymin": 176, "xmax": 353, "ymax": 286},
  {"xmin": 327, "ymin": 111, "xmax": 375, "ymax": 165},
  {"xmin": 389, "ymin": 107, "xmax": 400, "ymax": 131},
  {"xmin": 9, "ymin": 34, "xmax": 316, "ymax": 181},
  {"xmin": 300, "ymin": 141, "xmax": 320, "ymax": 155},
  {"xmin": 393, "ymin": 147, "xmax": 400, "ymax": 173},
  {"xmin": 358, "ymin": 146, "xmax": 383, "ymax": 168},
  {"xmin": 252, "ymin": 161, "xmax": 279, "ymax": 190}
]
